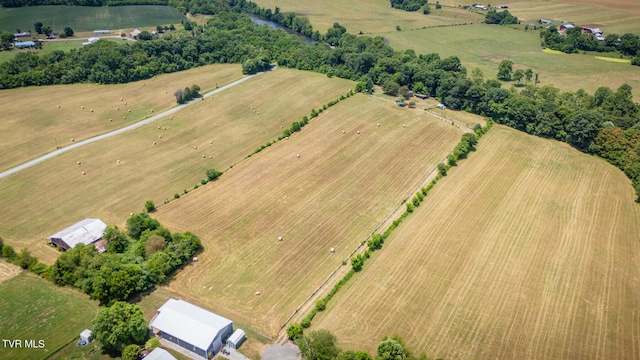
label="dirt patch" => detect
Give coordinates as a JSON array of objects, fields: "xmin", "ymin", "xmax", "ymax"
[{"xmin": 0, "ymin": 260, "xmax": 21, "ymax": 284}]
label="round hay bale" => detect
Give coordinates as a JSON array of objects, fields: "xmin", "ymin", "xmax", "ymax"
[
  {"xmin": 81, "ymin": 106, "xmax": 84, "ymax": 109},
  {"xmin": 296, "ymin": 154, "xmax": 300, "ymax": 158},
  {"xmin": 90, "ymin": 109, "xmax": 93, "ymax": 112},
  {"xmin": 163, "ymin": 127, "xmax": 166, "ymax": 130},
  {"xmin": 77, "ymin": 161, "xmax": 81, "ymax": 165},
  {"xmin": 342, "ymin": 130, "xmax": 346, "ymax": 134},
  {"xmin": 330, "ymin": 247, "xmax": 335, "ymax": 253},
  {"xmin": 157, "ymin": 126, "xmax": 161, "ymax": 129},
  {"xmin": 159, "ymin": 135, "xmax": 162, "ymax": 138},
  {"xmin": 57, "ymin": 105, "xmax": 60, "ymax": 108},
  {"xmin": 357, "ymin": 130, "xmax": 360, "ymax": 134},
  {"xmin": 170, "ymin": 117, "xmax": 173, "ymax": 120},
  {"xmin": 151, "ymin": 110, "xmax": 153, "ymax": 113},
  {"xmin": 165, "ymin": 91, "xmax": 168, "ymax": 94},
  {"xmin": 209, "ymin": 141, "xmax": 213, "ymax": 144},
  {"xmin": 109, "ymin": 118, "xmax": 112, "ymax": 122},
  {"xmin": 208, "ymin": 156, "xmax": 212, "ymax": 159},
  {"xmin": 202, "ymin": 155, "xmax": 205, "ymax": 158},
  {"xmin": 285, "ymin": 137, "xmax": 289, "ymax": 140},
  {"xmin": 130, "ymin": 212, "xmax": 134, "ymax": 216},
  {"xmin": 193, "ymin": 145, "xmax": 197, "ymax": 149},
  {"xmin": 128, "ymin": 109, "xmax": 131, "ymax": 113},
  {"xmin": 403, "ymin": 124, "xmax": 406, "ymax": 128},
  {"xmin": 278, "ymin": 236, "xmax": 283, "ymax": 241},
  {"xmin": 117, "ymin": 160, "xmax": 121, "ymax": 164},
  {"xmin": 123, "ymin": 116, "xmax": 126, "ymax": 119},
  {"xmin": 193, "ymin": 256, "xmax": 198, "ymax": 262},
  {"xmin": 377, "ymin": 123, "xmax": 381, "ymax": 127},
  {"xmin": 153, "ymin": 141, "xmax": 157, "ymax": 145},
  {"xmin": 120, "ymin": 98, "xmax": 123, "ymax": 101},
  {"xmin": 81, "ymin": 171, "xmax": 86, "ymax": 175},
  {"xmin": 125, "ymin": 102, "xmax": 128, "ymax": 105},
  {"xmin": 70, "ymin": 138, "xmax": 75, "ymax": 142},
  {"xmin": 255, "ymin": 291, "xmax": 260, "ymax": 296},
  {"xmin": 117, "ymin": 107, "xmax": 120, "ymax": 110}
]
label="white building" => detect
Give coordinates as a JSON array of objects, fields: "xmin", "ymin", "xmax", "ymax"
[
  {"xmin": 145, "ymin": 348, "xmax": 177, "ymax": 360},
  {"xmin": 226, "ymin": 329, "xmax": 245, "ymax": 349},
  {"xmin": 150, "ymin": 299, "xmax": 234, "ymax": 359},
  {"xmin": 49, "ymin": 218, "xmax": 107, "ymax": 251}
]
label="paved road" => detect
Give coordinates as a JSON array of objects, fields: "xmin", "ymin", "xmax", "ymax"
[
  {"xmin": 262, "ymin": 343, "xmax": 301, "ymax": 360},
  {"xmin": 0, "ymin": 69, "xmax": 271, "ymax": 180}
]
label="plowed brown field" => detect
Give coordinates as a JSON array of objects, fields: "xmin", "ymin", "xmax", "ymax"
[
  {"xmin": 154, "ymin": 94, "xmax": 461, "ymax": 336},
  {"xmin": 313, "ymin": 125, "xmax": 640, "ymax": 359}
]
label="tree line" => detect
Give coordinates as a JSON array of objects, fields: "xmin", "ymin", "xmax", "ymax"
[
  {"xmin": 0, "ymin": 0, "xmax": 167, "ymax": 7},
  {"xmin": 389, "ymin": 0, "xmax": 427, "ymax": 12},
  {"xmin": 541, "ymin": 25, "xmax": 640, "ymax": 63},
  {"xmin": 1, "ymin": 0, "xmax": 639, "ymax": 198}
]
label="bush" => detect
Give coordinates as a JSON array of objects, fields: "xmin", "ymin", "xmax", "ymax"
[
  {"xmin": 301, "ymin": 317, "xmax": 311, "ymax": 328},
  {"xmin": 206, "ymin": 168, "xmax": 222, "ymax": 181},
  {"xmin": 145, "ymin": 337, "xmax": 161, "ymax": 352},
  {"xmin": 144, "ymin": 200, "xmax": 156, "ymax": 213},
  {"xmin": 1, "ymin": 245, "xmax": 16, "ymax": 261},
  {"xmin": 122, "ymin": 344, "xmax": 141, "ymax": 360},
  {"xmin": 315, "ymin": 299, "xmax": 326, "ymax": 311},
  {"xmin": 351, "ymin": 254, "xmax": 364, "ymax": 272},
  {"xmin": 174, "ymin": 193, "xmax": 180, "ymax": 199},
  {"xmin": 0, "ymin": 236, "xmax": 3, "ymax": 253},
  {"xmin": 437, "ymin": 162, "xmax": 448, "ymax": 176},
  {"xmin": 287, "ymin": 323, "xmax": 304, "ymax": 340}
]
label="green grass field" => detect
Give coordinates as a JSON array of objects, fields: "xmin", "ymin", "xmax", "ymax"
[
  {"xmin": 313, "ymin": 124, "xmax": 640, "ymax": 359},
  {"xmin": 0, "ymin": 271, "xmax": 99, "ymax": 360},
  {"xmin": 0, "ymin": 5, "xmax": 184, "ymax": 33},
  {"xmin": 384, "ymin": 24, "xmax": 640, "ymax": 99},
  {"xmin": 0, "ymin": 68, "xmax": 354, "ymax": 264},
  {"xmin": 0, "ymin": 38, "xmax": 124, "ymax": 64}
]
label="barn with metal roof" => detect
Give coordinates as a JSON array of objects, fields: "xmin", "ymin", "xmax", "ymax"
[
  {"xmin": 150, "ymin": 299, "xmax": 234, "ymax": 359},
  {"xmin": 49, "ymin": 218, "xmax": 107, "ymax": 251}
]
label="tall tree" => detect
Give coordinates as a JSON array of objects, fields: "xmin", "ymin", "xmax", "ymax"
[
  {"xmin": 92, "ymin": 302, "xmax": 147, "ymax": 354},
  {"xmin": 298, "ymin": 330, "xmax": 340, "ymax": 360},
  {"xmin": 377, "ymin": 338, "xmax": 406, "ymax": 360},
  {"xmin": 34, "ymin": 22, "xmax": 43, "ymax": 34},
  {"xmin": 497, "ymin": 60, "xmax": 513, "ymax": 81}
]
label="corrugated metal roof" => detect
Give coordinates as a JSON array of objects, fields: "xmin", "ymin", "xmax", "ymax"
[
  {"xmin": 227, "ymin": 329, "xmax": 245, "ymax": 345},
  {"xmin": 49, "ymin": 218, "xmax": 107, "ymax": 249},
  {"xmin": 144, "ymin": 348, "xmax": 177, "ymax": 360},
  {"xmin": 150, "ymin": 299, "xmax": 232, "ymax": 350}
]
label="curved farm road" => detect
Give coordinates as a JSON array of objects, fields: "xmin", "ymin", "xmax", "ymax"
[{"xmin": 0, "ymin": 68, "xmax": 272, "ymax": 180}]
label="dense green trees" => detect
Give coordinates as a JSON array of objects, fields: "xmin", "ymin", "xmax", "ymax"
[
  {"xmin": 497, "ymin": 60, "xmax": 513, "ymax": 81},
  {"xmin": 298, "ymin": 330, "xmax": 341, "ymax": 360},
  {"xmin": 484, "ymin": 9, "xmax": 518, "ymax": 25},
  {"xmin": 92, "ymin": 301, "xmax": 147, "ymax": 354},
  {"xmin": 389, "ymin": 0, "xmax": 427, "ymax": 12},
  {"xmin": 377, "ymin": 338, "xmax": 405, "ymax": 360}
]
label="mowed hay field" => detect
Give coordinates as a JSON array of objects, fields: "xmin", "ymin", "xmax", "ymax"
[
  {"xmin": 253, "ymin": 0, "xmax": 481, "ymax": 33},
  {"xmin": 153, "ymin": 94, "xmax": 461, "ymax": 336},
  {"xmin": 384, "ymin": 24, "xmax": 640, "ymax": 99},
  {"xmin": 313, "ymin": 125, "xmax": 640, "ymax": 359},
  {"xmin": 0, "ymin": 68, "xmax": 354, "ymax": 263},
  {"xmin": 0, "ymin": 64, "xmax": 243, "ymax": 172},
  {"xmin": 0, "ymin": 272, "xmax": 98, "ymax": 360}
]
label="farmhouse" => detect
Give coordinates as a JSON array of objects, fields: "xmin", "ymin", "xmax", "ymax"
[
  {"xmin": 130, "ymin": 29, "xmax": 141, "ymax": 39},
  {"xmin": 150, "ymin": 299, "xmax": 234, "ymax": 359},
  {"xmin": 48, "ymin": 218, "xmax": 107, "ymax": 252},
  {"xmin": 559, "ymin": 22, "xmax": 575, "ymax": 32},
  {"xmin": 581, "ymin": 26, "xmax": 603, "ymax": 36}
]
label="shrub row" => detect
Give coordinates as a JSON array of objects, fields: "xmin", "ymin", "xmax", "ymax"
[{"xmin": 287, "ymin": 119, "xmax": 492, "ymax": 338}]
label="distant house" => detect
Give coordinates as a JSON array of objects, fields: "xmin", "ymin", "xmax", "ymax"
[
  {"xmin": 14, "ymin": 41, "xmax": 35, "ymax": 48},
  {"xmin": 49, "ymin": 218, "xmax": 107, "ymax": 252},
  {"xmin": 93, "ymin": 30, "xmax": 110, "ymax": 35},
  {"xmin": 79, "ymin": 329, "xmax": 92, "ymax": 345},
  {"xmin": 415, "ymin": 93, "xmax": 429, "ymax": 99},
  {"xmin": 474, "ymin": 4, "xmax": 487, "ymax": 10},
  {"xmin": 559, "ymin": 22, "xmax": 575, "ymax": 33},
  {"xmin": 539, "ymin": 19, "xmax": 553, "ymax": 25},
  {"xmin": 130, "ymin": 29, "xmax": 141, "ymax": 39},
  {"xmin": 145, "ymin": 348, "xmax": 177, "ymax": 360},
  {"xmin": 13, "ymin": 32, "xmax": 30, "ymax": 38},
  {"xmin": 82, "ymin": 37, "xmax": 100, "ymax": 46},
  {"xmin": 437, "ymin": 103, "xmax": 446, "ymax": 110},
  {"xmin": 150, "ymin": 299, "xmax": 234, "ymax": 359},
  {"xmin": 581, "ymin": 26, "xmax": 603, "ymax": 36},
  {"xmin": 497, "ymin": 5, "xmax": 508, "ymax": 9}
]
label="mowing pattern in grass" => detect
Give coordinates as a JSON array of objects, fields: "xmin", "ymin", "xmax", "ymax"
[
  {"xmin": 0, "ymin": 5, "xmax": 184, "ymax": 33},
  {"xmin": 253, "ymin": 0, "xmax": 481, "ymax": 33},
  {"xmin": 154, "ymin": 94, "xmax": 460, "ymax": 336},
  {"xmin": 312, "ymin": 125, "xmax": 640, "ymax": 359},
  {"xmin": 0, "ymin": 68, "xmax": 354, "ymax": 264},
  {"xmin": 0, "ymin": 64, "xmax": 243, "ymax": 172},
  {"xmin": 383, "ymin": 24, "xmax": 640, "ymax": 99},
  {"xmin": 0, "ymin": 272, "xmax": 98, "ymax": 360},
  {"xmin": 0, "ymin": 259, "xmax": 21, "ymax": 284}
]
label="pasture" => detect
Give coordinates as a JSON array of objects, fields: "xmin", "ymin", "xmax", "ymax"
[
  {"xmin": 0, "ymin": 64, "xmax": 243, "ymax": 172},
  {"xmin": 252, "ymin": 0, "xmax": 481, "ymax": 33},
  {"xmin": 0, "ymin": 68, "xmax": 354, "ymax": 263},
  {"xmin": 0, "ymin": 259, "xmax": 21, "ymax": 284},
  {"xmin": 312, "ymin": 125, "xmax": 640, "ymax": 359},
  {"xmin": 0, "ymin": 5, "xmax": 184, "ymax": 33},
  {"xmin": 153, "ymin": 94, "xmax": 461, "ymax": 337},
  {"xmin": 0, "ymin": 272, "xmax": 98, "ymax": 360},
  {"xmin": 383, "ymin": 24, "xmax": 640, "ymax": 99}
]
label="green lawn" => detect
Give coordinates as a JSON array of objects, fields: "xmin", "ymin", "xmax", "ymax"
[
  {"xmin": 384, "ymin": 23, "xmax": 640, "ymax": 98},
  {"xmin": 0, "ymin": 5, "xmax": 184, "ymax": 32},
  {"xmin": 0, "ymin": 272, "xmax": 99, "ymax": 360}
]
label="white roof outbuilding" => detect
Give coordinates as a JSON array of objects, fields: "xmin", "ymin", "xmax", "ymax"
[
  {"xmin": 150, "ymin": 299, "xmax": 234, "ymax": 358},
  {"xmin": 49, "ymin": 218, "xmax": 107, "ymax": 250},
  {"xmin": 226, "ymin": 329, "xmax": 245, "ymax": 349},
  {"xmin": 144, "ymin": 348, "xmax": 177, "ymax": 360}
]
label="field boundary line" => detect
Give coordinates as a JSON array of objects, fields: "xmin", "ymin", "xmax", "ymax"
[{"xmin": 0, "ymin": 68, "xmax": 274, "ymax": 180}]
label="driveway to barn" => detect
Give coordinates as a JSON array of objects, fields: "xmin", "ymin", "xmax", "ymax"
[{"xmin": 0, "ymin": 67, "xmax": 274, "ymax": 180}]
